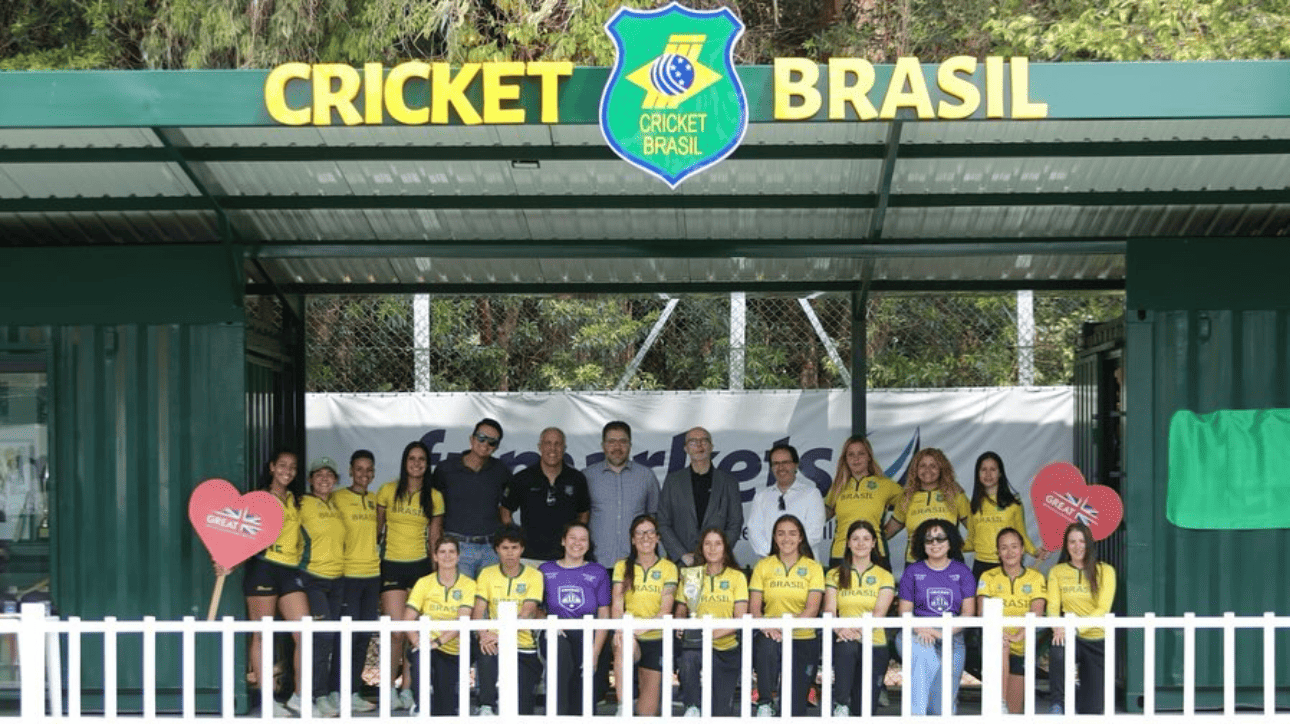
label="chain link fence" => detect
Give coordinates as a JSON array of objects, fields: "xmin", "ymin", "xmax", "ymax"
[{"xmin": 303, "ymin": 292, "xmax": 1123, "ymax": 393}]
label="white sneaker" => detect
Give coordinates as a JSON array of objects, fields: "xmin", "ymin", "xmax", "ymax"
[
  {"xmin": 314, "ymin": 695, "xmax": 340, "ymax": 718},
  {"xmin": 387, "ymin": 688, "xmax": 407, "ymax": 711},
  {"xmin": 684, "ymin": 706, "xmax": 701, "ymax": 717},
  {"xmin": 477, "ymin": 704, "xmax": 496, "ymax": 716},
  {"xmin": 284, "ymin": 694, "xmax": 302, "ymax": 713},
  {"xmin": 272, "ymin": 700, "xmax": 295, "ymax": 717},
  {"xmin": 327, "ymin": 691, "xmax": 340, "ymax": 708},
  {"xmin": 757, "ymin": 703, "xmax": 776, "ymax": 717},
  {"xmin": 878, "ymin": 689, "xmax": 889, "ymax": 707},
  {"xmin": 397, "ymin": 689, "xmax": 417, "ymax": 711},
  {"xmin": 833, "ymin": 703, "xmax": 850, "ymax": 717},
  {"xmin": 350, "ymin": 692, "xmax": 376, "ymax": 712}
]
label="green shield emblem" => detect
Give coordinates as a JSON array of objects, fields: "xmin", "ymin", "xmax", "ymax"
[{"xmin": 600, "ymin": 3, "xmax": 747, "ymax": 188}]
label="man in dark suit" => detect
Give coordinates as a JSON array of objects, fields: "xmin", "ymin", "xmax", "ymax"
[{"xmin": 657, "ymin": 426, "xmax": 744, "ymax": 566}]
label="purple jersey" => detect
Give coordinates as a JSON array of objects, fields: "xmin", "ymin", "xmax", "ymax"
[
  {"xmin": 540, "ymin": 560, "xmax": 611, "ymax": 619},
  {"xmin": 898, "ymin": 560, "xmax": 976, "ymax": 617}
]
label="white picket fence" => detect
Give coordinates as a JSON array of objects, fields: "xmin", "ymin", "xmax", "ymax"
[{"xmin": 3, "ymin": 600, "xmax": 1290, "ymax": 721}]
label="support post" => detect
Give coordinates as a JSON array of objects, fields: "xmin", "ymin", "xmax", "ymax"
[
  {"xmin": 729, "ymin": 292, "xmax": 746, "ymax": 390},
  {"xmin": 1017, "ymin": 290, "xmax": 1035, "ymax": 385},
  {"xmin": 414, "ymin": 294, "xmax": 431, "ymax": 391},
  {"xmin": 850, "ymin": 290, "xmax": 867, "ymax": 434}
]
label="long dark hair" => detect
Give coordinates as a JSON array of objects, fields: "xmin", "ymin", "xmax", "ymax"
[
  {"xmin": 623, "ymin": 514, "xmax": 660, "ymax": 592},
  {"xmin": 693, "ymin": 527, "xmax": 739, "ymax": 573},
  {"xmin": 1057, "ymin": 521, "xmax": 1102, "ymax": 596},
  {"xmin": 970, "ymin": 451, "xmax": 1020, "ymax": 514},
  {"xmin": 910, "ymin": 518, "xmax": 965, "ymax": 564},
  {"xmin": 837, "ymin": 520, "xmax": 885, "ymax": 590},
  {"xmin": 389, "ymin": 433, "xmax": 425, "ymax": 503},
  {"xmin": 768, "ymin": 514, "xmax": 814, "ymax": 561},
  {"xmin": 256, "ymin": 447, "xmax": 302, "ymax": 506}
]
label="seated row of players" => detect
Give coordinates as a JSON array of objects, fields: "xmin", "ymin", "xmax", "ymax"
[{"xmin": 233, "ymin": 419, "xmax": 1109, "ymax": 716}]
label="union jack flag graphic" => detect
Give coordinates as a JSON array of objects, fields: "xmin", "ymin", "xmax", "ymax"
[
  {"xmin": 1061, "ymin": 494, "xmax": 1099, "ymax": 526},
  {"xmin": 216, "ymin": 507, "xmax": 262, "ymax": 536}
]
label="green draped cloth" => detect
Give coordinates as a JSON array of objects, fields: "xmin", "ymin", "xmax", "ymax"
[{"xmin": 1168, "ymin": 408, "xmax": 1290, "ymax": 529}]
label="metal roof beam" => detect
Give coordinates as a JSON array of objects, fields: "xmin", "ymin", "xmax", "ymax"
[
  {"xmin": 3, "ymin": 138, "xmax": 1290, "ymax": 164},
  {"xmin": 5, "ymin": 189, "xmax": 1288, "ymax": 213},
  {"xmin": 245, "ymin": 279, "xmax": 1125, "ymax": 295},
  {"xmin": 867, "ymin": 121, "xmax": 903, "ymax": 240},
  {"xmin": 249, "ymin": 238, "xmax": 1126, "ymax": 259}
]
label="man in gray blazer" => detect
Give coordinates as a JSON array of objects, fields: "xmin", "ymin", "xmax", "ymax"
[{"xmin": 658, "ymin": 426, "xmax": 745, "ymax": 566}]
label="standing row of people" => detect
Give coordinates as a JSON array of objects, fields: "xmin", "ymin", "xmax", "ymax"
[{"xmin": 229, "ymin": 419, "xmax": 1114, "ymax": 716}]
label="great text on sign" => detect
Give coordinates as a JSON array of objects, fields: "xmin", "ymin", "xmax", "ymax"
[
  {"xmin": 773, "ymin": 56, "xmax": 1048, "ymax": 120},
  {"xmin": 264, "ymin": 62, "xmax": 573, "ymax": 126}
]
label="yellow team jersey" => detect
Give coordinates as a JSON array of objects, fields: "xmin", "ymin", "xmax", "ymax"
[
  {"xmin": 893, "ymin": 489, "xmax": 972, "ymax": 562},
  {"xmin": 825, "ymin": 475, "xmax": 903, "ymax": 560},
  {"xmin": 407, "ymin": 572, "xmax": 476, "ymax": 656},
  {"xmin": 976, "ymin": 566, "xmax": 1047, "ymax": 655},
  {"xmin": 332, "ymin": 487, "xmax": 380, "ymax": 578},
  {"xmin": 1047, "ymin": 562, "xmax": 1116, "ymax": 641},
  {"xmin": 686, "ymin": 566, "xmax": 749, "ymax": 651},
  {"xmin": 967, "ymin": 497, "xmax": 1038, "ymax": 564},
  {"xmin": 262, "ymin": 492, "xmax": 303, "ymax": 567},
  {"xmin": 376, "ymin": 482, "xmax": 444, "ymax": 563},
  {"xmin": 750, "ymin": 555, "xmax": 825, "ymax": 640},
  {"xmin": 300, "ymin": 494, "xmax": 346, "ymax": 579},
  {"xmin": 475, "ymin": 564, "xmax": 544, "ymax": 650},
  {"xmin": 825, "ymin": 564, "xmax": 895, "ymax": 646},
  {"xmin": 613, "ymin": 558, "xmax": 680, "ymax": 642}
]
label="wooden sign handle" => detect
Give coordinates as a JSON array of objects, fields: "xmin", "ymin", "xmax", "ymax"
[{"xmin": 206, "ymin": 573, "xmax": 226, "ymax": 621}]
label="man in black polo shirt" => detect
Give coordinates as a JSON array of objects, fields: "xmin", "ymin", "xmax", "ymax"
[
  {"xmin": 503, "ymin": 426, "xmax": 591, "ymax": 565},
  {"xmin": 431, "ymin": 417, "xmax": 513, "ymax": 578}
]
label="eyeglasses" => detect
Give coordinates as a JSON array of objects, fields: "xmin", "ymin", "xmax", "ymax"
[
  {"xmin": 770, "ymin": 459, "xmax": 795, "ymax": 468},
  {"xmin": 925, "ymin": 535, "xmax": 949, "ymax": 544},
  {"xmin": 634, "ymin": 529, "xmax": 658, "ymax": 539},
  {"xmin": 473, "ymin": 433, "xmax": 500, "ymax": 447},
  {"xmin": 685, "ymin": 438, "xmax": 711, "ymax": 447},
  {"xmin": 778, "ymin": 494, "xmax": 786, "ymax": 511}
]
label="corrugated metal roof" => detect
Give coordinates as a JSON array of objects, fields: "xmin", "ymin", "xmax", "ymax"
[{"xmin": 5, "ymin": 117, "xmax": 1290, "ymax": 291}]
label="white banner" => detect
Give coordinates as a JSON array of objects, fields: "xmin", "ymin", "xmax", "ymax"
[{"xmin": 306, "ymin": 388, "xmax": 1072, "ymax": 572}]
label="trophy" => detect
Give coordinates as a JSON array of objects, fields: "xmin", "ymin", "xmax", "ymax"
[{"xmin": 679, "ymin": 566, "xmax": 704, "ymax": 649}]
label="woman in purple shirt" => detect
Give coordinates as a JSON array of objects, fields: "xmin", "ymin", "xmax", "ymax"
[
  {"xmin": 539, "ymin": 521, "xmax": 611, "ymax": 715},
  {"xmin": 897, "ymin": 518, "xmax": 976, "ymax": 715}
]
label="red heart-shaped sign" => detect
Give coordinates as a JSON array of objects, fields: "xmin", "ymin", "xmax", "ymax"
[
  {"xmin": 188, "ymin": 479, "xmax": 285, "ymax": 569},
  {"xmin": 1029, "ymin": 462, "xmax": 1124, "ymax": 551}
]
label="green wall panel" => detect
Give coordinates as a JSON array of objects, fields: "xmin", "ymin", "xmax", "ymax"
[
  {"xmin": 1125, "ymin": 240, "xmax": 1290, "ymax": 710},
  {"xmin": 52, "ymin": 322, "xmax": 246, "ymax": 709}
]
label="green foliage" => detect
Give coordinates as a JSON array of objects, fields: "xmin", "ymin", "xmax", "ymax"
[{"xmin": 987, "ymin": 0, "xmax": 1290, "ymax": 60}]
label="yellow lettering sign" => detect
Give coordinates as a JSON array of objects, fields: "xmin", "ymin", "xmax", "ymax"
[{"xmin": 773, "ymin": 58, "xmax": 821, "ymax": 120}]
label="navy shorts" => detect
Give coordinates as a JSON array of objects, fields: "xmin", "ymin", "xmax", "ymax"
[
  {"xmin": 1009, "ymin": 653, "xmax": 1027, "ymax": 676},
  {"xmin": 381, "ymin": 558, "xmax": 431, "ymax": 593},
  {"xmin": 242, "ymin": 557, "xmax": 305, "ymax": 597},
  {"xmin": 637, "ymin": 638, "xmax": 664, "ymax": 672}
]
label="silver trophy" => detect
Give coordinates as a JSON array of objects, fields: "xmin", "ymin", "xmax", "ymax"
[{"xmin": 680, "ymin": 566, "xmax": 704, "ymax": 649}]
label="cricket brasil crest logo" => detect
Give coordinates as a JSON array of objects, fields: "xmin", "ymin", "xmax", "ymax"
[{"xmin": 600, "ymin": 3, "xmax": 747, "ymax": 188}]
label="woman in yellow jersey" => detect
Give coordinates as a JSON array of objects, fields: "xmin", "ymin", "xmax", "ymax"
[
  {"xmin": 1046, "ymin": 522, "xmax": 1116, "ymax": 715},
  {"xmin": 675, "ymin": 528, "xmax": 748, "ymax": 717},
  {"xmin": 825, "ymin": 435, "xmax": 902, "ymax": 569},
  {"xmin": 473, "ymin": 525, "xmax": 545, "ymax": 716},
  {"xmin": 220, "ymin": 449, "xmax": 309, "ymax": 718},
  {"xmin": 824, "ymin": 520, "xmax": 895, "ymax": 717},
  {"xmin": 964, "ymin": 452, "xmax": 1046, "ymax": 681},
  {"xmin": 375, "ymin": 441, "xmax": 444, "ymax": 710},
  {"xmin": 332, "ymin": 450, "xmax": 379, "ymax": 713},
  {"xmin": 750, "ymin": 514, "xmax": 825, "ymax": 718},
  {"xmin": 612, "ymin": 514, "xmax": 679, "ymax": 717},
  {"xmin": 404, "ymin": 536, "xmax": 474, "ymax": 716},
  {"xmin": 884, "ymin": 448, "xmax": 972, "ymax": 563},
  {"xmin": 975, "ymin": 527, "xmax": 1046, "ymax": 715},
  {"xmin": 299, "ymin": 457, "xmax": 347, "ymax": 717}
]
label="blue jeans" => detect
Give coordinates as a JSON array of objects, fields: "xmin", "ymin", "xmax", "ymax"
[
  {"xmin": 901, "ymin": 631, "xmax": 965, "ymax": 715},
  {"xmin": 456, "ymin": 541, "xmax": 499, "ymax": 578}
]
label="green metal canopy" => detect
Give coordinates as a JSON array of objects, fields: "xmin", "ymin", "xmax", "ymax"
[{"xmin": 2, "ymin": 62, "xmax": 1290, "ymax": 294}]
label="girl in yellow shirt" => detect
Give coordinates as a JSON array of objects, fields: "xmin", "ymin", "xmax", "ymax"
[
  {"xmin": 749, "ymin": 515, "xmax": 825, "ymax": 718},
  {"xmin": 884, "ymin": 448, "xmax": 972, "ymax": 562},
  {"xmin": 612, "ymin": 514, "xmax": 678, "ymax": 717},
  {"xmin": 824, "ymin": 520, "xmax": 895, "ymax": 717},
  {"xmin": 1047, "ymin": 522, "xmax": 1117, "ymax": 715},
  {"xmin": 824, "ymin": 435, "xmax": 902, "ymax": 567},
  {"xmin": 674, "ymin": 528, "xmax": 748, "ymax": 717}
]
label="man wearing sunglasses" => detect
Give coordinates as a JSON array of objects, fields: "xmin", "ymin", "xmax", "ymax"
[
  {"xmin": 501, "ymin": 427, "xmax": 591, "ymax": 566},
  {"xmin": 431, "ymin": 418, "xmax": 513, "ymax": 578},
  {"xmin": 747, "ymin": 444, "xmax": 826, "ymax": 560}
]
